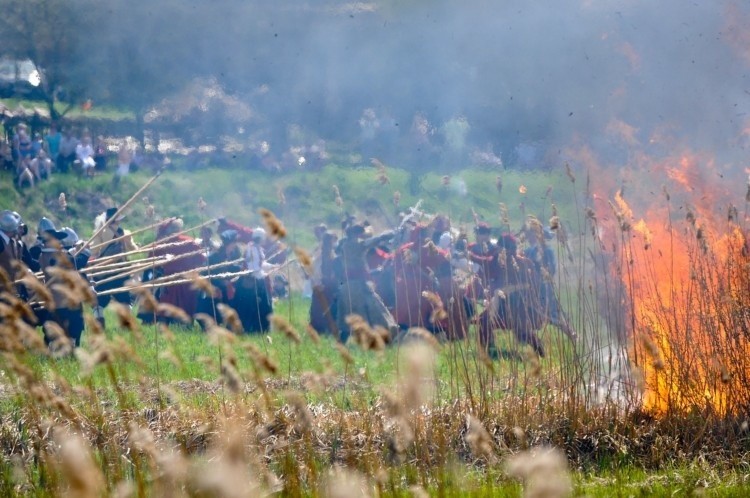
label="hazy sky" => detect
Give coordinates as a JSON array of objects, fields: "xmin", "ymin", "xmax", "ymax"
[{"xmin": 206, "ymin": 0, "xmax": 747, "ymax": 171}]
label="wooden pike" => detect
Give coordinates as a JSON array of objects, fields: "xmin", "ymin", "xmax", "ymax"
[
  {"xmin": 82, "ymin": 255, "xmax": 165, "ymax": 277},
  {"xmin": 76, "ymin": 168, "xmax": 164, "ymax": 255},
  {"xmin": 96, "ymin": 269, "xmax": 253, "ymax": 297},
  {"xmin": 88, "ymin": 217, "xmax": 177, "ymax": 252},
  {"xmin": 139, "ymin": 218, "xmax": 218, "ymax": 250},
  {"xmin": 86, "ymin": 257, "xmax": 169, "ymax": 281},
  {"xmin": 93, "ymin": 248, "xmax": 208, "ymax": 286},
  {"xmin": 85, "ymin": 239, "xmax": 195, "ymax": 268},
  {"xmin": 131, "ymin": 256, "xmax": 243, "ymax": 287}
]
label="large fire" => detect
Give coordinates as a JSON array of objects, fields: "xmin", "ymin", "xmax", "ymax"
[{"xmin": 572, "ymin": 143, "xmax": 750, "ymax": 416}]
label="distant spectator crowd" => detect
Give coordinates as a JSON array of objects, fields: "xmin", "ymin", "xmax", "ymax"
[{"xmin": 1, "ymin": 122, "xmax": 141, "ymax": 189}]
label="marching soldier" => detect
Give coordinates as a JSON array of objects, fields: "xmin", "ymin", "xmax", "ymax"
[
  {"xmin": 91, "ymin": 207, "xmax": 138, "ymax": 328},
  {"xmin": 37, "ymin": 226, "xmax": 91, "ymax": 348}
]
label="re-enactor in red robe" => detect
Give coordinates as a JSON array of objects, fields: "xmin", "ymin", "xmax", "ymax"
[{"xmin": 150, "ymin": 218, "xmax": 206, "ymax": 321}]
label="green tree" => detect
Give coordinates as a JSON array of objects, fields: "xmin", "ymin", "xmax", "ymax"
[{"xmin": 0, "ymin": 0, "xmax": 101, "ymax": 120}]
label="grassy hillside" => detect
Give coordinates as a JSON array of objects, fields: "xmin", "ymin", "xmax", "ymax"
[{"xmin": 1, "ymin": 159, "xmax": 578, "ymax": 248}]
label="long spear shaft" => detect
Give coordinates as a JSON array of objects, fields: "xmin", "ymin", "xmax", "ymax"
[
  {"xmin": 82, "ymin": 255, "xmax": 165, "ymax": 276},
  {"xmin": 93, "ymin": 248, "xmax": 208, "ymax": 286},
  {"xmin": 88, "ymin": 217, "xmax": 177, "ymax": 252},
  {"xmin": 96, "ymin": 269, "xmax": 253, "ymax": 297},
  {"xmin": 139, "ymin": 218, "xmax": 217, "ymax": 251},
  {"xmin": 131, "ymin": 256, "xmax": 243, "ymax": 287},
  {"xmin": 85, "ymin": 239, "xmax": 195, "ymax": 268},
  {"xmin": 88, "ymin": 258, "xmax": 168, "ymax": 285},
  {"xmin": 76, "ymin": 169, "xmax": 164, "ymax": 255}
]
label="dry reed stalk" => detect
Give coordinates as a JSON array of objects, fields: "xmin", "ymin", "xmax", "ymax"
[
  {"xmin": 271, "ymin": 314, "xmax": 302, "ymax": 345},
  {"xmin": 346, "ymin": 314, "xmax": 389, "ymax": 352},
  {"xmin": 50, "ymin": 429, "xmax": 105, "ymax": 498},
  {"xmin": 259, "ymin": 208, "xmax": 287, "ymax": 239},
  {"xmin": 217, "ymin": 303, "xmax": 243, "ymax": 334},
  {"xmin": 506, "ymin": 446, "xmax": 572, "ymax": 498},
  {"xmin": 320, "ymin": 467, "xmax": 373, "ymax": 498},
  {"xmin": 465, "ymin": 415, "xmax": 496, "ymax": 462}
]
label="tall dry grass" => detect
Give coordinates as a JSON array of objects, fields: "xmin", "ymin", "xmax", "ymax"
[{"xmin": 1, "ymin": 165, "xmax": 750, "ymax": 496}]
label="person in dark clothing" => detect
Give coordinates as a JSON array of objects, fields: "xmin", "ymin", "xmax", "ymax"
[
  {"xmin": 37, "ymin": 227, "xmax": 91, "ymax": 348},
  {"xmin": 196, "ymin": 229, "xmax": 243, "ymax": 325},
  {"xmin": 522, "ymin": 222, "xmax": 577, "ymax": 342},
  {"xmin": 334, "ymin": 223, "xmax": 399, "ymax": 344},
  {"xmin": 309, "ymin": 230, "xmax": 339, "ymax": 335},
  {"xmin": 236, "ymin": 228, "xmax": 274, "ymax": 333},
  {"xmin": 90, "ymin": 207, "xmax": 139, "ymax": 328},
  {"xmin": 476, "ymin": 233, "xmax": 547, "ymax": 358}
]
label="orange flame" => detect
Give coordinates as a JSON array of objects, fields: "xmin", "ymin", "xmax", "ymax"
[{"xmin": 581, "ymin": 146, "xmax": 750, "ymax": 416}]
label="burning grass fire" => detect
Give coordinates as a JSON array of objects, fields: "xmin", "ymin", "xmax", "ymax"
[{"xmin": 591, "ymin": 150, "xmax": 750, "ymax": 416}]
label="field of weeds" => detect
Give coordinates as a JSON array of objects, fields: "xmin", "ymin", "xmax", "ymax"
[{"xmin": 3, "ymin": 160, "xmax": 750, "ymax": 496}]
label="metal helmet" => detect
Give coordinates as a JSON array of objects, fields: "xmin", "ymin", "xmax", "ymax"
[
  {"xmin": 0, "ymin": 210, "xmax": 20, "ymax": 234},
  {"xmin": 38, "ymin": 217, "xmax": 56, "ymax": 234},
  {"xmin": 252, "ymin": 227, "xmax": 267, "ymax": 242},
  {"xmin": 59, "ymin": 227, "xmax": 79, "ymax": 248}
]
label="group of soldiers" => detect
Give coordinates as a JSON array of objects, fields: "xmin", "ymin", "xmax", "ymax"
[
  {"xmin": 306, "ymin": 213, "xmax": 577, "ymax": 358},
  {"xmin": 0, "ymin": 208, "xmax": 285, "ymax": 352},
  {"xmin": 0, "ymin": 204, "xmax": 575, "ymax": 359}
]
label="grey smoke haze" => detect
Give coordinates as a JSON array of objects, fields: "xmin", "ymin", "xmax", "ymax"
[
  {"xmin": 20, "ymin": 0, "xmax": 748, "ymax": 168},
  {"xmin": 196, "ymin": 0, "xmax": 745, "ymax": 168}
]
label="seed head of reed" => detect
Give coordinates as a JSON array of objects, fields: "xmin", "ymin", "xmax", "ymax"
[
  {"xmin": 44, "ymin": 321, "xmax": 72, "ymax": 358},
  {"xmin": 498, "ymin": 203, "xmax": 509, "ymax": 225},
  {"xmin": 221, "ymin": 358, "xmax": 243, "ymax": 394},
  {"xmin": 18, "ymin": 274, "xmax": 55, "ymax": 311},
  {"xmin": 285, "ymin": 391, "xmax": 314, "ymax": 433},
  {"xmin": 346, "ymin": 314, "xmax": 389, "ymax": 352},
  {"xmin": 76, "ymin": 346, "xmax": 113, "ymax": 377},
  {"xmin": 0, "ymin": 268, "xmax": 12, "ymax": 294},
  {"xmin": 685, "ymin": 209, "xmax": 697, "ymax": 227},
  {"xmin": 194, "ymin": 312, "xmax": 216, "ymax": 330},
  {"xmin": 465, "ymin": 415, "xmax": 496, "ymax": 462},
  {"xmin": 386, "ymin": 416, "xmax": 415, "ymax": 463},
  {"xmin": 51, "ymin": 429, "xmax": 105, "ymax": 497},
  {"xmin": 293, "ymin": 246, "xmax": 313, "ymax": 275},
  {"xmin": 217, "ymin": 303, "xmax": 243, "ymax": 334},
  {"xmin": 524, "ymin": 350, "xmax": 542, "ymax": 378},
  {"xmin": 304, "ymin": 324, "xmax": 321, "ymax": 345},
  {"xmin": 132, "ymin": 287, "xmax": 158, "ymax": 314},
  {"xmin": 190, "ymin": 272, "xmax": 218, "ymax": 297},
  {"xmin": 270, "ymin": 314, "xmax": 301, "ymax": 345},
  {"xmin": 109, "ymin": 301, "xmax": 141, "ymax": 336},
  {"xmin": 244, "ymin": 342, "xmax": 278, "ymax": 375},
  {"xmin": 82, "ymin": 313, "xmax": 103, "ymax": 338},
  {"xmin": 157, "ymin": 303, "xmax": 191, "ymax": 324},
  {"xmin": 404, "ymin": 327, "xmax": 442, "ymax": 352},
  {"xmin": 505, "ymin": 446, "xmax": 572, "ymax": 498},
  {"xmin": 399, "ymin": 342, "xmax": 436, "ymax": 411},
  {"xmin": 259, "ymin": 208, "xmax": 287, "ymax": 239},
  {"xmin": 190, "ymin": 420, "xmax": 262, "ymax": 497},
  {"xmin": 422, "ymin": 239, "xmax": 439, "ymax": 257},
  {"xmin": 335, "ymin": 342, "xmax": 354, "ymax": 366},
  {"xmin": 207, "ymin": 325, "xmax": 237, "ymax": 347},
  {"xmin": 320, "ymin": 467, "xmax": 373, "ymax": 498}
]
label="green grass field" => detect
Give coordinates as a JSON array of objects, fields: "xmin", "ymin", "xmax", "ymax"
[
  {"xmin": 2, "ymin": 295, "xmax": 749, "ymax": 496},
  {"xmin": 2, "ymin": 161, "xmax": 750, "ymax": 496}
]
